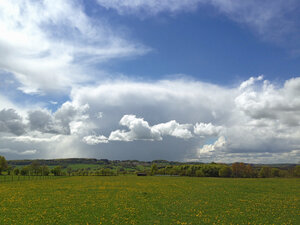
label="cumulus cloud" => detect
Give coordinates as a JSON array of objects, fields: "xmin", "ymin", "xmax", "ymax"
[
  {"xmin": 235, "ymin": 76, "xmax": 300, "ymax": 125},
  {"xmin": 0, "ymin": 0, "xmax": 149, "ymax": 94},
  {"xmin": 197, "ymin": 136, "xmax": 226, "ymax": 156},
  {"xmin": 107, "ymin": 115, "xmax": 194, "ymax": 142},
  {"xmin": 194, "ymin": 122, "xmax": 223, "ymax": 137},
  {"xmin": 28, "ymin": 102, "xmax": 89, "ymax": 135},
  {"xmin": 153, "ymin": 120, "xmax": 193, "ymax": 139},
  {"xmin": 108, "ymin": 115, "xmax": 162, "ymax": 142}
]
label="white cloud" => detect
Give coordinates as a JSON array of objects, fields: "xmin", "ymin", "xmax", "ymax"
[
  {"xmin": 108, "ymin": 115, "xmax": 194, "ymax": 142},
  {"xmin": 20, "ymin": 149, "xmax": 37, "ymax": 155},
  {"xmin": 239, "ymin": 75, "xmax": 263, "ymax": 90},
  {"xmin": 82, "ymin": 135, "xmax": 108, "ymax": 145},
  {"xmin": 27, "ymin": 102, "xmax": 89, "ymax": 135},
  {"xmin": 108, "ymin": 115, "xmax": 162, "ymax": 141},
  {"xmin": 153, "ymin": 120, "xmax": 193, "ymax": 139},
  {"xmin": 235, "ymin": 76, "xmax": 300, "ymax": 125},
  {"xmin": 194, "ymin": 122, "xmax": 222, "ymax": 137},
  {"xmin": 4, "ymin": 134, "xmax": 62, "ymax": 143},
  {"xmin": 198, "ymin": 136, "xmax": 226, "ymax": 156},
  {"xmin": 0, "ymin": 0, "xmax": 149, "ymax": 94},
  {"xmin": 96, "ymin": 0, "xmax": 202, "ymax": 16}
]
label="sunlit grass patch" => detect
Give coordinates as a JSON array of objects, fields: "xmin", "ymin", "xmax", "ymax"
[{"xmin": 0, "ymin": 176, "xmax": 298, "ymax": 224}]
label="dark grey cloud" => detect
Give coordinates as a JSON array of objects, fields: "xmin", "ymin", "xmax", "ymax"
[{"xmin": 0, "ymin": 109, "xmax": 26, "ymax": 135}]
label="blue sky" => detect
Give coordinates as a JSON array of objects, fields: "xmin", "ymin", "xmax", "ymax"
[
  {"xmin": 100, "ymin": 6, "xmax": 300, "ymax": 85},
  {"xmin": 0, "ymin": 0, "xmax": 300, "ymax": 163}
]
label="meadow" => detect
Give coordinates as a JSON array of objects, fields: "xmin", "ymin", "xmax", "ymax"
[{"xmin": 0, "ymin": 176, "xmax": 298, "ymax": 224}]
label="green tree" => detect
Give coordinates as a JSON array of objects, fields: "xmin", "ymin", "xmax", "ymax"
[
  {"xmin": 29, "ymin": 161, "xmax": 41, "ymax": 175},
  {"xmin": 219, "ymin": 166, "xmax": 232, "ymax": 177},
  {"xmin": 195, "ymin": 169, "xmax": 204, "ymax": 177},
  {"xmin": 271, "ymin": 168, "xmax": 280, "ymax": 177},
  {"xmin": 67, "ymin": 167, "xmax": 72, "ymax": 176},
  {"xmin": 41, "ymin": 165, "xmax": 50, "ymax": 176},
  {"xmin": 0, "ymin": 156, "xmax": 8, "ymax": 175},
  {"xmin": 150, "ymin": 163, "xmax": 158, "ymax": 175},
  {"xmin": 20, "ymin": 166, "xmax": 29, "ymax": 176},
  {"xmin": 293, "ymin": 165, "xmax": 300, "ymax": 177},
  {"xmin": 13, "ymin": 168, "xmax": 20, "ymax": 176},
  {"xmin": 259, "ymin": 167, "xmax": 271, "ymax": 178},
  {"xmin": 51, "ymin": 166, "xmax": 62, "ymax": 176}
]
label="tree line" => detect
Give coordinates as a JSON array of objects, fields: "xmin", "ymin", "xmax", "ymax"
[
  {"xmin": 150, "ymin": 162, "xmax": 300, "ymax": 178},
  {"xmin": 1, "ymin": 155, "xmax": 299, "ymax": 178}
]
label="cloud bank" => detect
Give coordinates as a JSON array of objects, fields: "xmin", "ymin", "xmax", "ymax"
[{"xmin": 1, "ymin": 76, "xmax": 299, "ymax": 163}]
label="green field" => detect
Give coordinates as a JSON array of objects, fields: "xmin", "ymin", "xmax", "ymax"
[{"xmin": 0, "ymin": 176, "xmax": 299, "ymax": 224}]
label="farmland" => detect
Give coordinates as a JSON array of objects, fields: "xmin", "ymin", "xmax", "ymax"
[{"xmin": 0, "ymin": 176, "xmax": 299, "ymax": 224}]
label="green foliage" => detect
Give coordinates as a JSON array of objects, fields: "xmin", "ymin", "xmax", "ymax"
[
  {"xmin": 0, "ymin": 156, "xmax": 8, "ymax": 175},
  {"xmin": 20, "ymin": 166, "xmax": 29, "ymax": 176},
  {"xmin": 51, "ymin": 166, "xmax": 62, "ymax": 176},
  {"xmin": 219, "ymin": 166, "xmax": 232, "ymax": 177},
  {"xmin": 150, "ymin": 163, "xmax": 158, "ymax": 175},
  {"xmin": 13, "ymin": 168, "xmax": 20, "ymax": 176},
  {"xmin": 293, "ymin": 165, "xmax": 300, "ymax": 177},
  {"xmin": 271, "ymin": 168, "xmax": 280, "ymax": 177},
  {"xmin": 67, "ymin": 167, "xmax": 72, "ymax": 176},
  {"xmin": 41, "ymin": 165, "xmax": 50, "ymax": 176},
  {"xmin": 29, "ymin": 161, "xmax": 41, "ymax": 175},
  {"xmin": 259, "ymin": 167, "xmax": 272, "ymax": 178}
]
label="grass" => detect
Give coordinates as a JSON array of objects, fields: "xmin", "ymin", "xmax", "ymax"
[
  {"xmin": 0, "ymin": 176, "xmax": 299, "ymax": 224},
  {"xmin": 0, "ymin": 175, "xmax": 59, "ymax": 182}
]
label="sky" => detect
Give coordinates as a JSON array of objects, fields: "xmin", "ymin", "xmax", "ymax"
[{"xmin": 0, "ymin": 0, "xmax": 300, "ymax": 163}]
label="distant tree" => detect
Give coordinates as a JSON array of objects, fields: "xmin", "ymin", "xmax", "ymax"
[
  {"xmin": 150, "ymin": 163, "xmax": 158, "ymax": 175},
  {"xmin": 195, "ymin": 169, "xmax": 204, "ymax": 177},
  {"xmin": 7, "ymin": 166, "xmax": 13, "ymax": 175},
  {"xmin": 259, "ymin": 167, "xmax": 271, "ymax": 178},
  {"xmin": 293, "ymin": 165, "xmax": 300, "ymax": 178},
  {"xmin": 67, "ymin": 167, "xmax": 72, "ymax": 176},
  {"xmin": 244, "ymin": 164, "xmax": 254, "ymax": 178},
  {"xmin": 279, "ymin": 170, "xmax": 288, "ymax": 178},
  {"xmin": 0, "ymin": 156, "xmax": 8, "ymax": 175},
  {"xmin": 232, "ymin": 163, "xmax": 246, "ymax": 178},
  {"xmin": 20, "ymin": 166, "xmax": 29, "ymax": 176},
  {"xmin": 41, "ymin": 165, "xmax": 50, "ymax": 176},
  {"xmin": 219, "ymin": 166, "xmax": 232, "ymax": 177},
  {"xmin": 186, "ymin": 167, "xmax": 193, "ymax": 176},
  {"xmin": 29, "ymin": 161, "xmax": 41, "ymax": 175},
  {"xmin": 13, "ymin": 168, "xmax": 20, "ymax": 176},
  {"xmin": 271, "ymin": 168, "xmax": 280, "ymax": 177},
  {"xmin": 201, "ymin": 165, "xmax": 219, "ymax": 177},
  {"xmin": 51, "ymin": 166, "xmax": 62, "ymax": 176}
]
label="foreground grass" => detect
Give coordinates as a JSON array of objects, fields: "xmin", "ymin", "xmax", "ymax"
[{"xmin": 0, "ymin": 176, "xmax": 299, "ymax": 224}]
